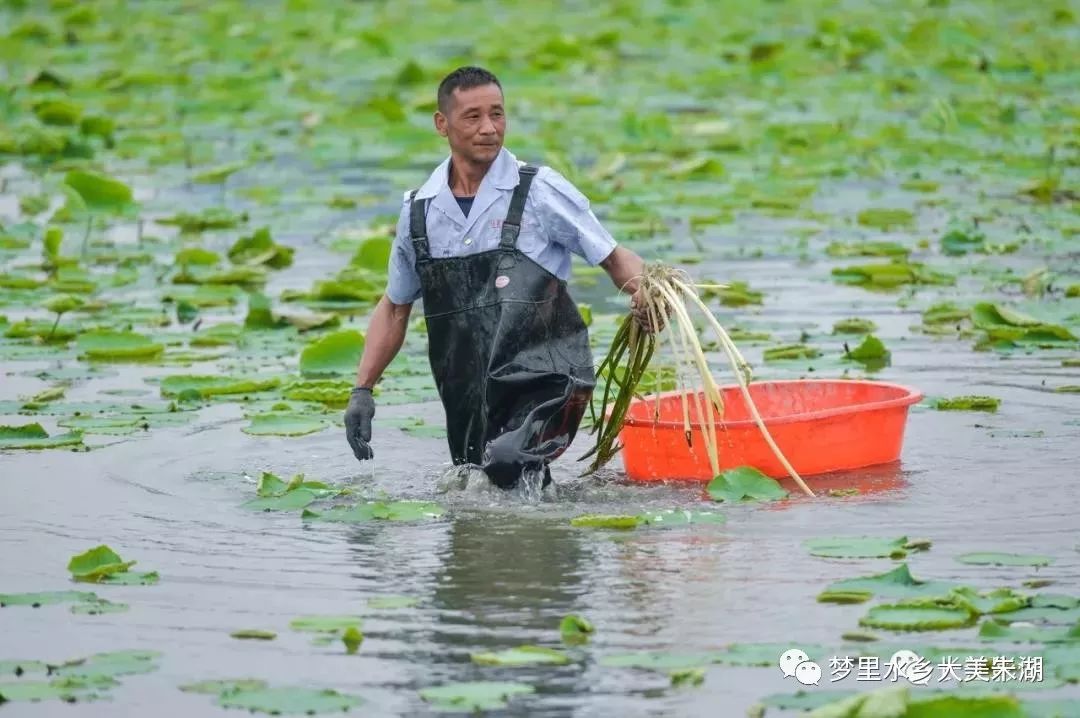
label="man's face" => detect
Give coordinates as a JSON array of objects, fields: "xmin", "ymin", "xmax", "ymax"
[{"xmin": 435, "ymin": 83, "xmax": 505, "ymax": 166}]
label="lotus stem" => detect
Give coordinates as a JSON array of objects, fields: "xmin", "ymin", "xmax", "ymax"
[
  {"xmin": 584, "ymin": 262, "xmax": 815, "ymax": 498},
  {"xmin": 669, "ymin": 277, "xmax": 814, "ymax": 497}
]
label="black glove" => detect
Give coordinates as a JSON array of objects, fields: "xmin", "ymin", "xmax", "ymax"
[{"xmin": 344, "ymin": 387, "xmax": 375, "ymax": 461}]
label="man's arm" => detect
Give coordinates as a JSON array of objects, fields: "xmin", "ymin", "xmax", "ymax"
[
  {"xmin": 355, "ymin": 191, "xmax": 422, "ymax": 388},
  {"xmin": 354, "ymin": 295, "xmax": 413, "ymax": 388},
  {"xmin": 600, "ymin": 245, "xmax": 664, "ymax": 332},
  {"xmin": 599, "ymin": 245, "xmax": 646, "ymax": 295}
]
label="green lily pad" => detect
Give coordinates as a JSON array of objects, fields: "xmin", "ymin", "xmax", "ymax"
[
  {"xmin": 25, "ymin": 386, "xmax": 66, "ymax": 404},
  {"xmin": 1032, "ymin": 595, "xmax": 1078, "ymax": 609},
  {"xmin": 701, "ymin": 280, "xmax": 764, "ymax": 307},
  {"xmin": 956, "ymin": 552, "xmax": 1052, "ymax": 567},
  {"xmin": 923, "ymin": 302, "xmax": 971, "ymax": 325},
  {"xmin": 806, "ymin": 536, "xmax": 912, "ymax": 559},
  {"xmin": 64, "ymin": 170, "xmax": 134, "ymax": 213},
  {"xmin": 419, "ymin": 681, "xmax": 534, "ymax": 712},
  {"xmin": 70, "ymin": 599, "xmax": 129, "ymax": 615},
  {"xmin": 826, "ymin": 241, "xmax": 910, "ymax": 258},
  {"xmin": 179, "ymin": 679, "xmax": 269, "ymax": 695},
  {"xmin": 255, "ymin": 472, "xmax": 290, "ymax": 496},
  {"xmin": 807, "ymin": 687, "xmax": 1026, "ymax": 718},
  {"xmin": 941, "ymin": 226, "xmax": 987, "ymax": 256},
  {"xmin": 67, "ymin": 545, "xmax": 135, "ymax": 582},
  {"xmin": 669, "ymin": 667, "xmax": 705, "ymax": 687},
  {"xmin": 1023, "ymin": 699, "xmax": 1080, "ymax": 718},
  {"xmin": 281, "ymin": 379, "xmax": 352, "ymax": 405},
  {"xmin": 175, "ymin": 248, "xmax": 221, "ymax": 267},
  {"xmin": 0, "ymin": 677, "xmax": 109, "ymax": 703},
  {"xmin": 569, "ymin": 514, "xmax": 640, "ymax": 529},
  {"xmin": 560, "ymin": 614, "xmax": 594, "ymax": 645},
  {"xmin": 973, "ymin": 303, "xmax": 1053, "ymax": 329},
  {"xmin": 159, "ymin": 374, "xmax": 281, "ymax": 398},
  {"xmin": 0, "ymin": 423, "xmax": 84, "ymax": 450},
  {"xmin": 859, "ymin": 601, "xmax": 978, "ymax": 631},
  {"xmin": 189, "ymin": 323, "xmax": 244, "ymax": 347},
  {"xmin": 949, "ymin": 587, "xmax": 1030, "ymax": 615},
  {"xmin": 832, "ymin": 262, "xmax": 954, "ymax": 288},
  {"xmin": 231, "ymin": 629, "xmax": 276, "ymax": 640},
  {"xmin": 4, "ymin": 319, "xmax": 77, "ymax": 341},
  {"xmin": 845, "ymin": 335, "xmax": 890, "ymax": 367},
  {"xmin": 193, "ymin": 161, "xmax": 249, "ymax": 185},
  {"xmin": 100, "ymin": 570, "xmax": 159, "ymax": 586},
  {"xmin": 299, "ymin": 330, "xmax": 365, "ymax": 377},
  {"xmin": 1043, "ymin": 644, "xmax": 1080, "ymax": 682},
  {"xmin": 242, "ymin": 412, "xmax": 332, "ymax": 437},
  {"xmin": 289, "ymin": 615, "xmax": 362, "ymax": 633},
  {"xmin": 970, "ymin": 303, "xmax": 1077, "ymax": 346},
  {"xmin": 52, "ymin": 650, "xmax": 161, "ymax": 679},
  {"xmin": 977, "ymin": 619, "xmax": 1079, "ymax": 643},
  {"xmin": 715, "ymin": 642, "xmax": 831, "ymax": 667},
  {"xmin": 1005, "ymin": 606, "xmax": 1080, "ymax": 624},
  {"xmin": 76, "ymin": 330, "xmax": 164, "ymax": 361},
  {"xmin": 228, "ymin": 227, "xmax": 294, "ymax": 269},
  {"xmin": 217, "ymin": 686, "xmax": 363, "ymax": 714},
  {"xmin": 0, "ymin": 660, "xmax": 47, "ymax": 676},
  {"xmin": 57, "ymin": 415, "xmax": 146, "ymax": 435},
  {"xmin": 818, "ymin": 564, "xmax": 959, "ymax": 604},
  {"xmin": 42, "ymin": 294, "xmax": 84, "ymax": 316},
  {"xmin": 158, "ymin": 208, "xmax": 248, "ymax": 233},
  {"xmin": 0, "ymin": 590, "xmax": 98, "ymax": 607},
  {"xmin": 857, "ymin": 207, "xmax": 914, "ymax": 230},
  {"xmin": 471, "ymin": 645, "xmax": 570, "ymax": 666},
  {"xmin": 163, "ymin": 285, "xmax": 243, "ymax": 308},
  {"xmin": 707, "ymin": 465, "xmax": 788, "ymax": 502},
  {"xmin": 349, "ymin": 237, "xmax": 392, "ymax": 273},
  {"xmin": 934, "ymin": 396, "xmax": 1002, "ymax": 412},
  {"xmin": 833, "ymin": 318, "xmax": 878, "ymax": 334},
  {"xmin": 764, "ymin": 343, "xmax": 821, "ymax": 361},
  {"xmin": 302, "ymin": 500, "xmax": 445, "ymax": 523}
]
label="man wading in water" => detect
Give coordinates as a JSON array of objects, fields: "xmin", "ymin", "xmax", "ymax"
[{"xmin": 345, "ymin": 66, "xmax": 659, "ymax": 490}]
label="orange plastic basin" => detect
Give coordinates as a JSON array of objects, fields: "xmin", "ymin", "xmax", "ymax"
[{"xmin": 618, "ymin": 379, "xmax": 922, "ymax": 482}]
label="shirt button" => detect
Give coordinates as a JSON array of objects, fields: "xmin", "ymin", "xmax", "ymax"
[{"xmin": 464, "ymin": 237, "xmax": 472, "ymax": 245}]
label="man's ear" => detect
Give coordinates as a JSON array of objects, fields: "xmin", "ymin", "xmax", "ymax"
[{"xmin": 434, "ymin": 111, "xmax": 448, "ymax": 137}]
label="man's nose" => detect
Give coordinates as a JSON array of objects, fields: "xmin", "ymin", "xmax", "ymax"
[{"xmin": 479, "ymin": 115, "xmax": 497, "ymax": 134}]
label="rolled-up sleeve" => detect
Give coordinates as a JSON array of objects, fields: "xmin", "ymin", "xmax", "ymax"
[
  {"xmin": 532, "ymin": 168, "xmax": 617, "ymax": 266},
  {"xmin": 384, "ymin": 192, "xmax": 422, "ymax": 305}
]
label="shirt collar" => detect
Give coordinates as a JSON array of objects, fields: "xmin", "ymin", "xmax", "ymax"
[{"xmin": 414, "ymin": 147, "xmax": 521, "ymax": 199}]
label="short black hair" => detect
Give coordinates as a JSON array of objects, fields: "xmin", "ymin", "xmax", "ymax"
[{"xmin": 437, "ymin": 66, "xmax": 502, "ymax": 114}]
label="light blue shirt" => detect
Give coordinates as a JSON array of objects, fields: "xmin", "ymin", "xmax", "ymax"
[{"xmin": 384, "ymin": 147, "xmax": 618, "ymax": 305}]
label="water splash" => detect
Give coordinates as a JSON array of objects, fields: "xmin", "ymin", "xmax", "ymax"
[{"xmin": 516, "ymin": 465, "xmax": 549, "ymax": 503}]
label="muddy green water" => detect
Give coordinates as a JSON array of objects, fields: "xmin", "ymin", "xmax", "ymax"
[
  {"xmin": 2, "ymin": 0, "xmax": 1079, "ymax": 714},
  {"xmin": 3, "ymin": 214, "xmax": 1079, "ymax": 715}
]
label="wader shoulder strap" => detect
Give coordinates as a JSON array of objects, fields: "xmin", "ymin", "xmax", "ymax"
[
  {"xmin": 408, "ymin": 189, "xmax": 431, "ymax": 262},
  {"xmin": 499, "ymin": 164, "xmax": 539, "ymax": 250}
]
